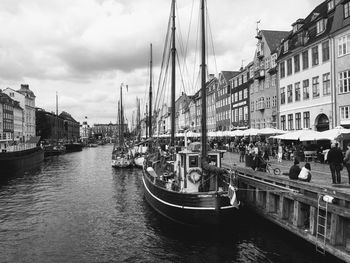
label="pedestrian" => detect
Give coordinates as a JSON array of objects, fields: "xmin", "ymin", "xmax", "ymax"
[
  {"xmin": 277, "ymin": 143, "xmax": 283, "ymax": 163},
  {"xmin": 298, "ymin": 162, "xmax": 312, "ymax": 182},
  {"xmin": 343, "ymin": 143, "xmax": 350, "ymax": 184},
  {"xmin": 239, "ymin": 142, "xmax": 246, "ymax": 163},
  {"xmin": 327, "ymin": 142, "xmax": 344, "ymax": 184}
]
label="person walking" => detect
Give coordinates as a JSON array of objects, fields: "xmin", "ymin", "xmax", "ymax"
[
  {"xmin": 277, "ymin": 143, "xmax": 283, "ymax": 163},
  {"xmin": 343, "ymin": 143, "xmax": 350, "ymax": 184},
  {"xmin": 327, "ymin": 142, "xmax": 344, "ymax": 184},
  {"xmin": 238, "ymin": 142, "xmax": 246, "ymax": 163}
]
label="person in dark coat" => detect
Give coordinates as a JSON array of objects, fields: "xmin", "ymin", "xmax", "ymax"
[{"xmin": 327, "ymin": 142, "xmax": 344, "ymax": 184}]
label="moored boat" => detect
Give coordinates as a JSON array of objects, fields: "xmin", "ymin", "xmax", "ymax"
[
  {"xmin": 64, "ymin": 142, "xmax": 83, "ymax": 153},
  {"xmin": 0, "ymin": 145, "xmax": 44, "ymax": 176},
  {"xmin": 142, "ymin": 0, "xmax": 239, "ymax": 227}
]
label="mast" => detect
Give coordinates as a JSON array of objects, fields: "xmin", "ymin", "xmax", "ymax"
[
  {"xmin": 56, "ymin": 91, "xmax": 58, "ymax": 143},
  {"xmin": 118, "ymin": 100, "xmax": 121, "ymax": 144},
  {"xmin": 170, "ymin": 0, "xmax": 176, "ymax": 147},
  {"xmin": 120, "ymin": 84, "xmax": 124, "ymax": 146},
  {"xmin": 149, "ymin": 43, "xmax": 153, "ymax": 138},
  {"xmin": 137, "ymin": 98, "xmax": 141, "ymax": 141},
  {"xmin": 145, "ymin": 103, "xmax": 148, "ymax": 139},
  {"xmin": 200, "ymin": 0, "xmax": 207, "ymax": 164}
]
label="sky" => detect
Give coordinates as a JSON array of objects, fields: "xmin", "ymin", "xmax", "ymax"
[{"xmin": 0, "ymin": 0, "xmax": 322, "ymax": 128}]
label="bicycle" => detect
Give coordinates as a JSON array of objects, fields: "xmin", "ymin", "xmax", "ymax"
[{"xmin": 265, "ymin": 162, "xmax": 281, "ymax": 175}]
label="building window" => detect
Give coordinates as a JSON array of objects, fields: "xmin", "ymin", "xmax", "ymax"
[
  {"xmin": 328, "ymin": 0, "xmax": 334, "ymax": 11},
  {"xmin": 303, "ymin": 111, "xmax": 310, "ymax": 129},
  {"xmin": 272, "ymin": 95, "xmax": 277, "ymax": 107},
  {"xmin": 295, "ymin": 82, "xmax": 301, "ymax": 101},
  {"xmin": 323, "ymin": 73, "xmax": 331, "ymax": 95},
  {"xmin": 284, "ymin": 41, "xmax": 289, "ymax": 53},
  {"xmin": 287, "ymin": 58, "xmax": 293, "ymax": 75},
  {"xmin": 338, "ymin": 34, "xmax": 350, "ymax": 57},
  {"xmin": 287, "ymin": 85, "xmax": 293, "ymax": 103},
  {"xmin": 281, "ymin": 87, "xmax": 286, "ymax": 105},
  {"xmin": 250, "ymin": 101, "xmax": 254, "ymax": 112},
  {"xmin": 294, "ymin": 54, "xmax": 300, "ymax": 73},
  {"xmin": 295, "ymin": 113, "xmax": 301, "ymax": 130},
  {"xmin": 340, "ymin": 106, "xmax": 350, "ymax": 120},
  {"xmin": 281, "ymin": 115, "xmax": 286, "ymax": 130},
  {"xmin": 312, "ymin": 46, "xmax": 319, "ymax": 66},
  {"xmin": 280, "ymin": 61, "xmax": 285, "ymax": 78},
  {"xmin": 316, "ymin": 19, "xmax": 326, "ymax": 34},
  {"xmin": 271, "ymin": 53, "xmax": 277, "ymax": 68},
  {"xmin": 288, "ymin": 114, "xmax": 294, "ymax": 130},
  {"xmin": 302, "ymin": 50, "xmax": 309, "ymax": 70},
  {"xmin": 244, "ymin": 106, "xmax": 248, "ymax": 120},
  {"xmin": 322, "ymin": 41, "xmax": 330, "ymax": 62},
  {"xmin": 339, "ymin": 70, "xmax": 350, "ymax": 93},
  {"xmin": 345, "ymin": 2, "xmax": 350, "ymax": 18},
  {"xmin": 312, "ymin": 76, "xmax": 320, "ymax": 98},
  {"xmin": 303, "ymin": 79, "xmax": 310, "ymax": 100},
  {"xmin": 266, "ymin": 97, "xmax": 271, "ymax": 108},
  {"xmin": 243, "ymin": 88, "xmax": 247, "ymax": 99}
]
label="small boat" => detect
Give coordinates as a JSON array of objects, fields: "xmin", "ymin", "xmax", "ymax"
[
  {"xmin": 88, "ymin": 143, "xmax": 98, "ymax": 148},
  {"xmin": 111, "ymin": 83, "xmax": 134, "ymax": 168},
  {"xmin": 44, "ymin": 144, "xmax": 66, "ymax": 157},
  {"xmin": 64, "ymin": 142, "xmax": 83, "ymax": 153}
]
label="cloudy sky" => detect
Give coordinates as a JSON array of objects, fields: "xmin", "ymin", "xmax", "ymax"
[{"xmin": 0, "ymin": 0, "xmax": 322, "ymax": 127}]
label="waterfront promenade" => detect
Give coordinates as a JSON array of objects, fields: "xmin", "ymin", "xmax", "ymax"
[{"xmin": 222, "ymin": 151, "xmax": 350, "ymax": 192}]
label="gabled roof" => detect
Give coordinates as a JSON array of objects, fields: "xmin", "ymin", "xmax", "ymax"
[
  {"xmin": 59, "ymin": 111, "xmax": 78, "ymax": 123},
  {"xmin": 261, "ymin": 30, "xmax": 290, "ymax": 53},
  {"xmin": 220, "ymin": 71, "xmax": 240, "ymax": 83}
]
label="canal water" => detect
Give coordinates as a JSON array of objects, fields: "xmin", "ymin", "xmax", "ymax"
[{"xmin": 0, "ymin": 145, "xmax": 342, "ymax": 263}]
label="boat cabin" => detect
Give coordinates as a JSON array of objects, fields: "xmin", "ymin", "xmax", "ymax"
[{"xmin": 175, "ymin": 149, "xmax": 224, "ymax": 193}]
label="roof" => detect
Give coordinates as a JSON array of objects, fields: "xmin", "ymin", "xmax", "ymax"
[
  {"xmin": 59, "ymin": 111, "xmax": 79, "ymax": 123},
  {"xmin": 261, "ymin": 30, "xmax": 290, "ymax": 53},
  {"xmin": 220, "ymin": 71, "xmax": 240, "ymax": 83}
]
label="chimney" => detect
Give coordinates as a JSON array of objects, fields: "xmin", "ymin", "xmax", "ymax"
[{"xmin": 21, "ymin": 84, "xmax": 29, "ymax": 89}]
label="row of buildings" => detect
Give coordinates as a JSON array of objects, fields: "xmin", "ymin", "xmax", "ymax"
[
  {"xmin": 142, "ymin": 0, "xmax": 350, "ymax": 136},
  {"xmin": 0, "ymin": 85, "xmax": 81, "ymax": 147}
]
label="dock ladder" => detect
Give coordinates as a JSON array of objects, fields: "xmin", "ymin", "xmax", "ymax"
[{"xmin": 315, "ymin": 195, "xmax": 328, "ymax": 254}]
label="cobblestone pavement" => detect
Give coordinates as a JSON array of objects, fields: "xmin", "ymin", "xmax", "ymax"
[{"xmin": 222, "ymin": 151, "xmax": 350, "ymax": 191}]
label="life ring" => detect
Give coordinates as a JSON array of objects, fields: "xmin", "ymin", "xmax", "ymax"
[{"xmin": 187, "ymin": 168, "xmax": 202, "ymax": 184}]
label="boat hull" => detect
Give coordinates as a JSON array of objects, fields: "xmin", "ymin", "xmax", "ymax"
[
  {"xmin": 142, "ymin": 169, "xmax": 236, "ymax": 226},
  {"xmin": 64, "ymin": 143, "xmax": 83, "ymax": 153},
  {"xmin": 0, "ymin": 147, "xmax": 44, "ymax": 176}
]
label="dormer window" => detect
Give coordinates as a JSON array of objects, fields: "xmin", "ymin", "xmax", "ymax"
[
  {"xmin": 311, "ymin": 12, "xmax": 320, "ymax": 21},
  {"xmin": 328, "ymin": 0, "xmax": 334, "ymax": 11},
  {"xmin": 316, "ymin": 19, "xmax": 326, "ymax": 34},
  {"xmin": 283, "ymin": 41, "xmax": 289, "ymax": 53},
  {"xmin": 345, "ymin": 2, "xmax": 350, "ymax": 19}
]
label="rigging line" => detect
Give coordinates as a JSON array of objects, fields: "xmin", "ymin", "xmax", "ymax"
[
  {"xmin": 156, "ymin": 52, "xmax": 171, "ymax": 112},
  {"xmin": 183, "ymin": 0, "xmax": 195, "ymax": 92},
  {"xmin": 206, "ymin": 2, "xmax": 218, "ymax": 76},
  {"xmin": 176, "ymin": 52, "xmax": 187, "ymax": 95},
  {"xmin": 191, "ymin": 0, "xmax": 201, "ymax": 96},
  {"xmin": 155, "ymin": 6, "xmax": 172, "ymax": 111}
]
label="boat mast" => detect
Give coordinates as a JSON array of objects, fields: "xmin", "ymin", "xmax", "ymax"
[
  {"xmin": 145, "ymin": 103, "xmax": 148, "ymax": 139},
  {"xmin": 170, "ymin": 0, "xmax": 176, "ymax": 148},
  {"xmin": 120, "ymin": 84, "xmax": 124, "ymax": 146},
  {"xmin": 149, "ymin": 43, "xmax": 153, "ymax": 138},
  {"xmin": 200, "ymin": 0, "xmax": 207, "ymax": 164}
]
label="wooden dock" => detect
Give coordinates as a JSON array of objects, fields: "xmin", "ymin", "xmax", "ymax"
[{"xmin": 222, "ymin": 152, "xmax": 350, "ymax": 262}]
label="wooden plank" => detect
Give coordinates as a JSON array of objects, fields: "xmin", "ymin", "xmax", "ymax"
[
  {"xmin": 293, "ymin": 200, "xmax": 303, "ymax": 227},
  {"xmin": 279, "ymin": 195, "xmax": 288, "ymax": 220},
  {"xmin": 330, "ymin": 213, "xmax": 344, "ymax": 246}
]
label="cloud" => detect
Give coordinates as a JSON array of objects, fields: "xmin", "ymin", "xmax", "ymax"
[{"xmin": 0, "ymin": 0, "xmax": 324, "ymax": 126}]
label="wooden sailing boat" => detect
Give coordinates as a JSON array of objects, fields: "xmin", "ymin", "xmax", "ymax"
[
  {"xmin": 112, "ymin": 83, "xmax": 134, "ymax": 168},
  {"xmin": 142, "ymin": 0, "xmax": 239, "ymax": 226},
  {"xmin": 134, "ymin": 44, "xmax": 153, "ymax": 168}
]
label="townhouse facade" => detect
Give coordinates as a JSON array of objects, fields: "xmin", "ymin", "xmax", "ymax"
[
  {"xmin": 278, "ymin": 0, "xmax": 336, "ymax": 131},
  {"xmin": 251, "ymin": 30, "xmax": 289, "ymax": 129},
  {"xmin": 230, "ymin": 64, "xmax": 253, "ymax": 130},
  {"xmin": 207, "ymin": 75, "xmax": 218, "ymax": 132},
  {"xmin": 0, "ymin": 92, "xmax": 15, "ymax": 144},
  {"xmin": 331, "ymin": 0, "xmax": 350, "ymax": 128},
  {"xmin": 216, "ymin": 71, "xmax": 239, "ymax": 131}
]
